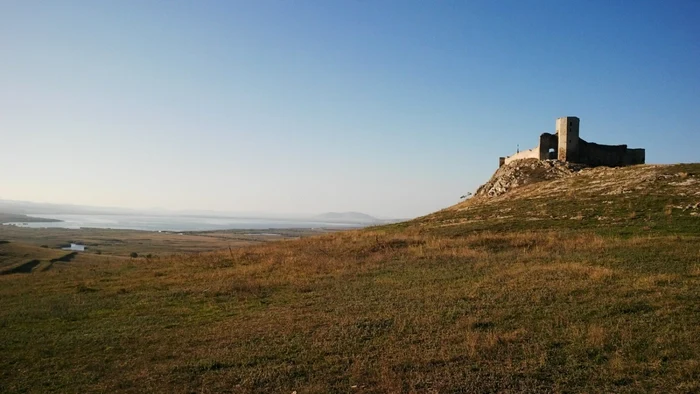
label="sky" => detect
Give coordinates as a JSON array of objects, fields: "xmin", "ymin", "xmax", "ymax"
[{"xmin": 1, "ymin": 0, "xmax": 698, "ymax": 218}]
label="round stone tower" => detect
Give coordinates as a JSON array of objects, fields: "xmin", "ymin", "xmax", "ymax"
[{"xmin": 556, "ymin": 116, "xmax": 580, "ymax": 162}]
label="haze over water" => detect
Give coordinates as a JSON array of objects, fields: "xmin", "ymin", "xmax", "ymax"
[{"xmin": 10, "ymin": 214, "xmax": 366, "ymax": 232}]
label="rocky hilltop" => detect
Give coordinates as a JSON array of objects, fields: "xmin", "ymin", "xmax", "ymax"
[
  {"xmin": 475, "ymin": 159, "xmax": 588, "ymax": 198},
  {"xmin": 475, "ymin": 159, "xmax": 700, "ymax": 202},
  {"xmin": 421, "ymin": 161, "xmax": 700, "ymax": 232}
]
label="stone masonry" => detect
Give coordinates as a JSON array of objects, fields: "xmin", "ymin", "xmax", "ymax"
[{"xmin": 499, "ymin": 116, "xmax": 645, "ymax": 167}]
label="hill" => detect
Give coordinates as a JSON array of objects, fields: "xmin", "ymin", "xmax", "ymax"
[
  {"xmin": 422, "ymin": 161, "xmax": 700, "ymax": 236},
  {"xmin": 0, "ymin": 241, "xmax": 86, "ymax": 274},
  {"xmin": 0, "ymin": 212, "xmax": 61, "ymax": 224},
  {"xmin": 0, "ymin": 162, "xmax": 698, "ymax": 393},
  {"xmin": 315, "ymin": 211, "xmax": 382, "ymax": 223}
]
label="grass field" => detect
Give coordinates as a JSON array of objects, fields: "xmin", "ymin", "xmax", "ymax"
[
  {"xmin": 1, "ymin": 163, "xmax": 699, "ymax": 393},
  {"xmin": 0, "ymin": 241, "xmax": 71, "ymax": 273},
  {"xmin": 0, "ymin": 226, "xmax": 332, "ymax": 257}
]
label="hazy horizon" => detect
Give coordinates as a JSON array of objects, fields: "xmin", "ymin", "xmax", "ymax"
[
  {"xmin": 0, "ymin": 198, "xmax": 402, "ymax": 220},
  {"xmin": 2, "ymin": 1, "xmax": 698, "ymax": 218}
]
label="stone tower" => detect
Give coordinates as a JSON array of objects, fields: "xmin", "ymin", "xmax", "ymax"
[{"xmin": 557, "ymin": 116, "xmax": 580, "ymax": 162}]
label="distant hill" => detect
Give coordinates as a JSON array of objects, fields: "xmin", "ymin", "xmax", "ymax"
[
  {"xmin": 314, "ymin": 212, "xmax": 383, "ymax": 223},
  {"xmin": 0, "ymin": 212, "xmax": 61, "ymax": 224}
]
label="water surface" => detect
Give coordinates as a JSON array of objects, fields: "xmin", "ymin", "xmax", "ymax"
[{"xmin": 8, "ymin": 214, "xmax": 364, "ymax": 232}]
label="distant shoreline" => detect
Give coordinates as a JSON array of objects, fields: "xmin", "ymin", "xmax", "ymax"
[
  {"xmin": 0, "ymin": 225, "xmax": 347, "ymax": 257},
  {"xmin": 1, "ymin": 213, "xmax": 374, "ymax": 232},
  {"xmin": 0, "ymin": 213, "xmax": 62, "ymax": 224}
]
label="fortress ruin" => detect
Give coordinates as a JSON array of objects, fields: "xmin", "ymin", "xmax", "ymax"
[{"xmin": 499, "ymin": 116, "xmax": 645, "ymax": 167}]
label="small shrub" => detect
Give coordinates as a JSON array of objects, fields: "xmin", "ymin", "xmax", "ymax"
[{"xmin": 130, "ymin": 252, "xmax": 138, "ymax": 258}]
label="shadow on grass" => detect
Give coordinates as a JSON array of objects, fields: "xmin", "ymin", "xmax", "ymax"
[
  {"xmin": 1, "ymin": 259, "xmax": 41, "ymax": 275},
  {"xmin": 43, "ymin": 252, "xmax": 79, "ymax": 272}
]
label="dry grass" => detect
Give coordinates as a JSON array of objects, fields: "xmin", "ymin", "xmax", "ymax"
[
  {"xmin": 1, "ymin": 163, "xmax": 699, "ymax": 392},
  {"xmin": 0, "ymin": 242, "xmax": 69, "ymax": 272},
  {"xmin": 1, "ymin": 227, "xmax": 698, "ymax": 393},
  {"xmin": 0, "ymin": 225, "xmax": 331, "ymax": 257}
]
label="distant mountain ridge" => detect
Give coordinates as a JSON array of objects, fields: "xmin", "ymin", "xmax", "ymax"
[
  {"xmin": 314, "ymin": 212, "xmax": 399, "ymax": 224},
  {"xmin": 0, "ymin": 199, "xmax": 404, "ymax": 226}
]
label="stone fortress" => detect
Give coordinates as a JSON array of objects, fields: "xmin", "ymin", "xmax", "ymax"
[{"xmin": 500, "ymin": 116, "xmax": 645, "ymax": 167}]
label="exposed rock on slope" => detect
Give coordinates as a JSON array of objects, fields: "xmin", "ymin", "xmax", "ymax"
[
  {"xmin": 475, "ymin": 159, "xmax": 587, "ymax": 198},
  {"xmin": 421, "ymin": 162, "xmax": 700, "ymax": 232}
]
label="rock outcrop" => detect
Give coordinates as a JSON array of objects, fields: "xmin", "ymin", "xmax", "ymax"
[{"xmin": 475, "ymin": 159, "xmax": 587, "ymax": 198}]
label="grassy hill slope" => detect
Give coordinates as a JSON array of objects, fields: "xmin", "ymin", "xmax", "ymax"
[
  {"xmin": 1, "ymin": 163, "xmax": 699, "ymax": 393},
  {"xmin": 418, "ymin": 161, "xmax": 700, "ymax": 236},
  {"xmin": 0, "ymin": 241, "xmax": 120, "ymax": 275},
  {"xmin": 0, "ymin": 241, "xmax": 74, "ymax": 273}
]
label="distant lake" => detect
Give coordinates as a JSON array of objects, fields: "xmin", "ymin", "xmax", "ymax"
[{"xmin": 6, "ymin": 214, "xmax": 366, "ymax": 232}]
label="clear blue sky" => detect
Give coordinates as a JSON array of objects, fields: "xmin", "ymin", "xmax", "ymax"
[{"xmin": 1, "ymin": 0, "xmax": 698, "ymax": 218}]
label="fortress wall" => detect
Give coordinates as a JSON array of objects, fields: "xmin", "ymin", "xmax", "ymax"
[
  {"xmin": 504, "ymin": 132, "xmax": 559, "ymax": 165},
  {"xmin": 624, "ymin": 148, "xmax": 646, "ymax": 165},
  {"xmin": 504, "ymin": 146, "xmax": 540, "ymax": 165},
  {"xmin": 538, "ymin": 133, "xmax": 558, "ymax": 160},
  {"xmin": 578, "ymin": 139, "xmax": 629, "ymax": 167},
  {"xmin": 499, "ymin": 117, "xmax": 645, "ymax": 167}
]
